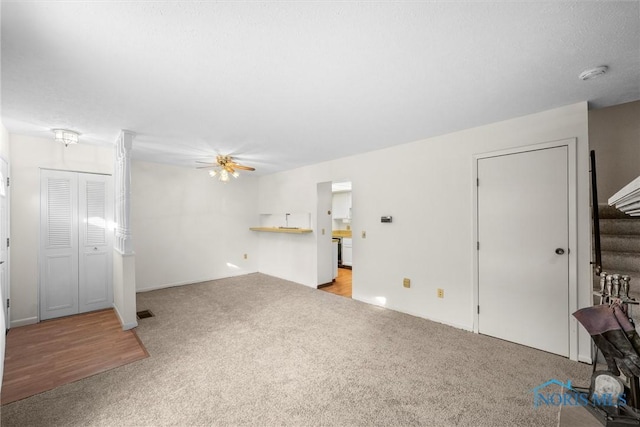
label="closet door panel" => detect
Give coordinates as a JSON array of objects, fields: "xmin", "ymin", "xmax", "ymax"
[
  {"xmin": 78, "ymin": 174, "xmax": 113, "ymax": 312},
  {"xmin": 40, "ymin": 171, "xmax": 79, "ymax": 320}
]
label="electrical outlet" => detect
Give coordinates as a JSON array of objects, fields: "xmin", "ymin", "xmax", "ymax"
[
  {"xmin": 437, "ymin": 288, "xmax": 444, "ymax": 298},
  {"xmin": 362, "ymin": 230, "xmax": 366, "ymax": 238},
  {"xmin": 244, "ymin": 254, "xmax": 248, "ymax": 259},
  {"xmin": 403, "ymin": 278, "xmax": 410, "ymax": 288}
]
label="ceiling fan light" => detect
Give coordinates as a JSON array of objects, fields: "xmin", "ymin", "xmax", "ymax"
[
  {"xmin": 52, "ymin": 129, "xmax": 79, "ymax": 146},
  {"xmin": 203, "ymin": 154, "xmax": 254, "ymax": 183}
]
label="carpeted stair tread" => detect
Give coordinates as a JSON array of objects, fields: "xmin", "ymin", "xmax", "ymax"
[
  {"xmin": 600, "ymin": 234, "xmax": 640, "ymax": 253},
  {"xmin": 599, "ymin": 218, "xmax": 640, "ymax": 235},
  {"xmin": 598, "ymin": 205, "xmax": 635, "ymax": 220},
  {"xmin": 601, "ymin": 251, "xmax": 640, "ymax": 273}
]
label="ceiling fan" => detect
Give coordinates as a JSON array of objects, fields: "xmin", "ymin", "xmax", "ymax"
[{"xmin": 196, "ymin": 155, "xmax": 255, "ymax": 182}]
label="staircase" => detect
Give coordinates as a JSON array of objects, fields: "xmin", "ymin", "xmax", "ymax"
[{"xmin": 594, "ymin": 205, "xmax": 640, "ymax": 299}]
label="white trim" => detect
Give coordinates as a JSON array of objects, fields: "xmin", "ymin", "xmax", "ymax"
[
  {"xmin": 10, "ymin": 316, "xmax": 38, "ymax": 328},
  {"xmin": 39, "ymin": 167, "xmax": 111, "ymax": 177},
  {"xmin": 472, "ymin": 138, "xmax": 579, "ymax": 361},
  {"xmin": 113, "ymin": 303, "xmax": 137, "ymax": 330},
  {"xmin": 136, "ymin": 271, "xmax": 259, "ymax": 293},
  {"xmin": 114, "ymin": 249, "xmax": 136, "ymax": 257},
  {"xmin": 579, "ymin": 354, "xmax": 593, "ymax": 364},
  {"xmin": 352, "ymin": 295, "xmax": 473, "ymax": 332}
]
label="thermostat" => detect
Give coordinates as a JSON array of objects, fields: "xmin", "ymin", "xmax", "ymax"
[{"xmin": 381, "ymin": 216, "xmax": 392, "ymax": 223}]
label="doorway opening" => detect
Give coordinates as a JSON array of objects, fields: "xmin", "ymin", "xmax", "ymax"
[{"xmin": 320, "ymin": 180, "xmax": 353, "ymax": 298}]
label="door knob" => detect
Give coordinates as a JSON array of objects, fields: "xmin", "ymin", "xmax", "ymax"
[{"xmin": 555, "ymin": 248, "xmax": 565, "ymax": 255}]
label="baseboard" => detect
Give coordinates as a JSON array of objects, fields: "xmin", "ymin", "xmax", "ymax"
[
  {"xmin": 136, "ymin": 271, "xmax": 259, "ymax": 293},
  {"xmin": 351, "ymin": 295, "xmax": 473, "ymax": 332},
  {"xmin": 11, "ymin": 316, "xmax": 38, "ymax": 328},
  {"xmin": 317, "ymin": 281, "xmax": 334, "ymax": 289},
  {"xmin": 578, "ymin": 354, "xmax": 593, "ymax": 364},
  {"xmin": 137, "ymin": 282, "xmax": 187, "ymax": 293},
  {"xmin": 113, "ymin": 304, "xmax": 137, "ymax": 331}
]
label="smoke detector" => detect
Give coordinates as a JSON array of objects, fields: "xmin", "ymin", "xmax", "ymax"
[{"xmin": 579, "ymin": 66, "xmax": 608, "ymax": 81}]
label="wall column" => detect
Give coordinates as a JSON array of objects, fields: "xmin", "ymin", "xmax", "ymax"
[
  {"xmin": 115, "ymin": 131, "xmax": 134, "ymax": 254},
  {"xmin": 113, "ymin": 130, "xmax": 137, "ymax": 330}
]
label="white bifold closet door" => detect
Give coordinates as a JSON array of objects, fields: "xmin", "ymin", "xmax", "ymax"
[{"xmin": 40, "ymin": 170, "xmax": 113, "ymax": 321}]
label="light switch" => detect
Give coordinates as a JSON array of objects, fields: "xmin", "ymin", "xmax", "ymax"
[{"xmin": 362, "ymin": 230, "xmax": 366, "ymax": 238}]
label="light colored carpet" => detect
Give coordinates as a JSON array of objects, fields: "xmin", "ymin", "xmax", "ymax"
[{"xmin": 1, "ymin": 273, "xmax": 592, "ymax": 426}]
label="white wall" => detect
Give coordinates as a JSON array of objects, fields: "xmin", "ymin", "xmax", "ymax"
[
  {"xmin": 258, "ymin": 102, "xmax": 591, "ymax": 361},
  {"xmin": 131, "ymin": 160, "xmax": 259, "ymax": 291},
  {"xmin": 589, "ymin": 100, "xmax": 640, "ymax": 201},
  {"xmin": 9, "ymin": 134, "xmax": 113, "ymax": 327},
  {"xmin": 0, "ymin": 123, "xmax": 9, "ymax": 158},
  {"xmin": 113, "ymin": 250, "xmax": 137, "ymax": 329}
]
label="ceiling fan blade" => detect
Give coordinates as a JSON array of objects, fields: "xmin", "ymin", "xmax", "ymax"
[{"xmin": 229, "ymin": 163, "xmax": 255, "ymax": 171}]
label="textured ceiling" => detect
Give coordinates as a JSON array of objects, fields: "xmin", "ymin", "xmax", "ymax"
[{"xmin": 2, "ymin": 1, "xmax": 639, "ymax": 175}]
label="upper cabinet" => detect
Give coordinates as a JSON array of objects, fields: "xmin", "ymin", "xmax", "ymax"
[{"xmin": 332, "ymin": 191, "xmax": 352, "ymax": 220}]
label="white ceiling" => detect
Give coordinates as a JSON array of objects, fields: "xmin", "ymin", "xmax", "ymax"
[{"xmin": 2, "ymin": 1, "xmax": 639, "ymax": 175}]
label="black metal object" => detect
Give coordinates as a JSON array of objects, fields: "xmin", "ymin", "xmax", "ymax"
[
  {"xmin": 591, "ymin": 150, "xmax": 603, "ymax": 276},
  {"xmin": 335, "ymin": 237, "xmax": 342, "ymax": 266},
  {"xmin": 632, "ymin": 377, "xmax": 640, "ymax": 409},
  {"xmin": 566, "ymin": 386, "xmax": 640, "ymax": 426},
  {"xmin": 136, "ymin": 309, "xmax": 154, "ymax": 319}
]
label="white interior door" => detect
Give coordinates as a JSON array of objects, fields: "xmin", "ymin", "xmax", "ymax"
[
  {"xmin": 40, "ymin": 170, "xmax": 79, "ymax": 320},
  {"xmin": 0, "ymin": 158, "xmax": 9, "ymax": 330},
  {"xmin": 78, "ymin": 174, "xmax": 113, "ymax": 313},
  {"xmin": 40, "ymin": 170, "xmax": 112, "ymax": 321},
  {"xmin": 477, "ymin": 146, "xmax": 569, "ymax": 356}
]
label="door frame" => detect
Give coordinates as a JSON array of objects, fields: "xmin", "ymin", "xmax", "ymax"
[
  {"xmin": 472, "ymin": 138, "xmax": 578, "ymax": 361},
  {"xmin": 0, "ymin": 156, "xmax": 9, "ymax": 331}
]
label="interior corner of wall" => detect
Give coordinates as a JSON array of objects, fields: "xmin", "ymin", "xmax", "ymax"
[{"xmin": 113, "ymin": 303, "xmax": 138, "ymax": 331}]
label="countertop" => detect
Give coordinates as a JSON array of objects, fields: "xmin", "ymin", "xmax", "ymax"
[
  {"xmin": 250, "ymin": 227, "xmax": 313, "ymax": 234},
  {"xmin": 332, "ymin": 230, "xmax": 352, "ymax": 238}
]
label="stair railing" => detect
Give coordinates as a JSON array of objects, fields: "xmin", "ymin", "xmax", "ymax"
[{"xmin": 591, "ymin": 150, "xmax": 602, "ymax": 276}]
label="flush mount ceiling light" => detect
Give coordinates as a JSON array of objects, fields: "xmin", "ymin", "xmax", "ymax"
[
  {"xmin": 196, "ymin": 155, "xmax": 255, "ymax": 183},
  {"xmin": 579, "ymin": 66, "xmax": 608, "ymax": 81},
  {"xmin": 52, "ymin": 129, "xmax": 80, "ymax": 146}
]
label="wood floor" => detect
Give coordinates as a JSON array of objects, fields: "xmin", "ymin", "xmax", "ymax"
[
  {"xmin": 320, "ymin": 267, "xmax": 352, "ymax": 298},
  {"xmin": 1, "ymin": 308, "xmax": 149, "ymax": 405}
]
